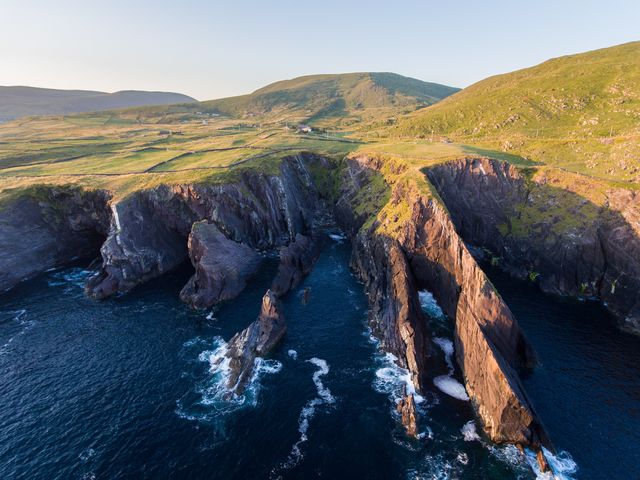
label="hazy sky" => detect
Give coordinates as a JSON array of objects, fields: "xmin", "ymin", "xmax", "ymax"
[{"xmin": 2, "ymin": 0, "xmax": 638, "ymax": 100}]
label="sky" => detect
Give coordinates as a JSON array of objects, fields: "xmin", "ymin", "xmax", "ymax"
[{"xmin": 1, "ymin": 0, "xmax": 639, "ymax": 100}]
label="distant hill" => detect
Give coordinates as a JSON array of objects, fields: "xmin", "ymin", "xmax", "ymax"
[
  {"xmin": 199, "ymin": 72, "xmax": 459, "ymax": 125},
  {"xmin": 0, "ymin": 86, "xmax": 196, "ymax": 122},
  {"xmin": 395, "ymin": 42, "xmax": 640, "ymax": 181}
]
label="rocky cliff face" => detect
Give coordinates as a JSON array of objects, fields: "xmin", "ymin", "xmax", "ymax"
[
  {"xmin": 428, "ymin": 157, "xmax": 640, "ymax": 334},
  {"xmin": 0, "ymin": 186, "xmax": 111, "ymax": 293},
  {"xmin": 338, "ymin": 154, "xmax": 549, "ymax": 454},
  {"xmin": 86, "ymin": 157, "xmax": 321, "ymax": 303}
]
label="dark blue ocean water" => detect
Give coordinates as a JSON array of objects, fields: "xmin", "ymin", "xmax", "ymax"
[{"xmin": 0, "ymin": 237, "xmax": 635, "ymax": 479}]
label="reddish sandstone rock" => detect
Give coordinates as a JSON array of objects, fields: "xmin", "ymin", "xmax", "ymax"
[{"xmin": 396, "ymin": 389, "xmax": 419, "ymax": 438}]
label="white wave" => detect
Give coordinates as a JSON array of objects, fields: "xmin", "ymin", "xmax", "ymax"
[
  {"xmin": 177, "ymin": 337, "xmax": 282, "ymax": 421},
  {"xmin": 525, "ymin": 447, "xmax": 578, "ymax": 480},
  {"xmin": 205, "ymin": 311, "xmax": 216, "ymax": 321},
  {"xmin": 48, "ymin": 267, "xmax": 93, "ymax": 294},
  {"xmin": 433, "ymin": 337, "xmax": 454, "ymax": 372},
  {"xmin": 272, "ymin": 357, "xmax": 334, "ymax": 476},
  {"xmin": 287, "ymin": 349, "xmax": 298, "ymax": 360},
  {"xmin": 461, "ymin": 420, "xmax": 480, "ymax": 441},
  {"xmin": 456, "ymin": 452, "xmax": 469, "ymax": 465},
  {"xmin": 418, "ymin": 290, "xmax": 446, "ymax": 320},
  {"xmin": 433, "ymin": 375, "xmax": 469, "ymax": 401},
  {"xmin": 373, "ymin": 352, "xmax": 424, "ymax": 405},
  {"xmin": 328, "ymin": 232, "xmax": 347, "ymax": 243},
  {"xmin": 488, "ymin": 444, "xmax": 578, "ymax": 480}
]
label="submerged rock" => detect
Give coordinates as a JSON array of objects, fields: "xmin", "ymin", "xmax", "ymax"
[
  {"xmin": 180, "ymin": 221, "xmax": 262, "ymax": 309},
  {"xmin": 270, "ymin": 233, "xmax": 322, "ymax": 297},
  {"xmin": 223, "ymin": 290, "xmax": 286, "ymax": 395}
]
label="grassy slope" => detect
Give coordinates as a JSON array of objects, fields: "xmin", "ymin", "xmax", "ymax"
[
  {"xmin": 199, "ymin": 72, "xmax": 459, "ymax": 126},
  {"xmin": 395, "ymin": 42, "xmax": 640, "ymax": 182}
]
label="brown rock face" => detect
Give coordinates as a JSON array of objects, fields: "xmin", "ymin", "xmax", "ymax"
[
  {"xmin": 351, "ymin": 234, "xmax": 430, "ymax": 392},
  {"xmin": 339, "ymin": 154, "xmax": 549, "ymax": 451},
  {"xmin": 270, "ymin": 233, "xmax": 322, "ymax": 297},
  {"xmin": 224, "ymin": 290, "xmax": 287, "ymax": 395},
  {"xmin": 397, "ymin": 389, "xmax": 419, "ymax": 438},
  {"xmin": 179, "ymin": 221, "xmax": 262, "ymax": 309},
  {"xmin": 85, "ymin": 157, "xmax": 321, "ymax": 301},
  {"xmin": 428, "ymin": 157, "xmax": 640, "ymax": 334}
]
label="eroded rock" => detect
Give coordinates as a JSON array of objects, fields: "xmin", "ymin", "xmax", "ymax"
[
  {"xmin": 0, "ymin": 186, "xmax": 111, "ymax": 293},
  {"xmin": 428, "ymin": 157, "xmax": 640, "ymax": 334},
  {"xmin": 223, "ymin": 290, "xmax": 286, "ymax": 395},
  {"xmin": 180, "ymin": 221, "xmax": 262, "ymax": 309},
  {"xmin": 270, "ymin": 233, "xmax": 322, "ymax": 297},
  {"xmin": 396, "ymin": 388, "xmax": 419, "ymax": 438}
]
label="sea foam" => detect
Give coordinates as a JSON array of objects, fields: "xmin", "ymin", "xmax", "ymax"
[{"xmin": 271, "ymin": 357, "xmax": 334, "ymax": 477}]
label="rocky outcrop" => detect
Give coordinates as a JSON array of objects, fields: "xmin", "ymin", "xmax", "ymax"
[
  {"xmin": 222, "ymin": 290, "xmax": 286, "ymax": 395},
  {"xmin": 352, "ymin": 234, "xmax": 430, "ymax": 391},
  {"xmin": 179, "ymin": 221, "xmax": 262, "ymax": 309},
  {"xmin": 0, "ymin": 186, "xmax": 111, "ymax": 293},
  {"xmin": 339, "ymin": 154, "xmax": 549, "ymax": 454},
  {"xmin": 270, "ymin": 233, "xmax": 322, "ymax": 297},
  {"xmin": 86, "ymin": 188, "xmax": 193, "ymax": 299},
  {"xmin": 397, "ymin": 389, "xmax": 419, "ymax": 438},
  {"xmin": 86, "ymin": 157, "xmax": 321, "ymax": 300},
  {"xmin": 428, "ymin": 157, "xmax": 640, "ymax": 334}
]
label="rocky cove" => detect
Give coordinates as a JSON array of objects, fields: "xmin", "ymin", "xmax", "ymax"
[{"xmin": 1, "ymin": 152, "xmax": 639, "ymax": 477}]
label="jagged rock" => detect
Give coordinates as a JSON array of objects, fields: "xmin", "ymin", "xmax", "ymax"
[
  {"xmin": 396, "ymin": 388, "xmax": 419, "ymax": 438},
  {"xmin": 86, "ymin": 157, "xmax": 322, "ymax": 300},
  {"xmin": 351, "ymin": 234, "xmax": 430, "ymax": 391},
  {"xmin": 339, "ymin": 154, "xmax": 549, "ymax": 451},
  {"xmin": 537, "ymin": 448, "xmax": 551, "ymax": 473},
  {"xmin": 270, "ymin": 233, "xmax": 322, "ymax": 297},
  {"xmin": 223, "ymin": 290, "xmax": 286, "ymax": 395},
  {"xmin": 180, "ymin": 221, "xmax": 262, "ymax": 309},
  {"xmin": 428, "ymin": 157, "xmax": 640, "ymax": 334},
  {"xmin": 86, "ymin": 190, "xmax": 191, "ymax": 299},
  {"xmin": 0, "ymin": 187, "xmax": 111, "ymax": 293}
]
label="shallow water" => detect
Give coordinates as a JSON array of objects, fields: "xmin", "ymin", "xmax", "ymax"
[{"xmin": 0, "ymin": 238, "xmax": 628, "ymax": 479}]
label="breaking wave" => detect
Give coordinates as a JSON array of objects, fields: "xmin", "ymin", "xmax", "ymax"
[
  {"xmin": 461, "ymin": 420, "xmax": 480, "ymax": 442},
  {"xmin": 176, "ymin": 336, "xmax": 282, "ymax": 421}
]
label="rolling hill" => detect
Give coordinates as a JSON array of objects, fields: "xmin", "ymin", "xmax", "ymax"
[
  {"xmin": 0, "ymin": 86, "xmax": 196, "ymax": 122},
  {"xmin": 395, "ymin": 42, "xmax": 640, "ymax": 182},
  {"xmin": 198, "ymin": 72, "xmax": 460, "ymax": 126}
]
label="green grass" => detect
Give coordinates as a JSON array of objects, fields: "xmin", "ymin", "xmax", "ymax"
[{"xmin": 395, "ymin": 41, "xmax": 640, "ymax": 182}]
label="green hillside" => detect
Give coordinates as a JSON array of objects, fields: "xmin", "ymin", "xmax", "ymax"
[
  {"xmin": 200, "ymin": 72, "xmax": 459, "ymax": 126},
  {"xmin": 395, "ymin": 42, "xmax": 640, "ymax": 182}
]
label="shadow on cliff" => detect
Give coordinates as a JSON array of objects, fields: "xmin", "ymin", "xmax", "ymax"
[{"xmin": 424, "ymin": 157, "xmax": 640, "ymax": 334}]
